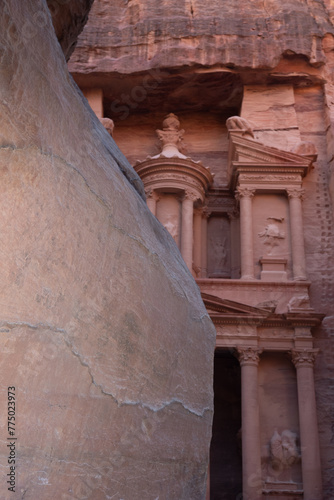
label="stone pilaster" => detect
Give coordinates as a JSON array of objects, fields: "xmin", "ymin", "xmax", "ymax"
[
  {"xmin": 291, "ymin": 348, "xmax": 322, "ymax": 500},
  {"xmin": 181, "ymin": 191, "xmax": 197, "ymax": 271},
  {"xmin": 287, "ymin": 188, "xmax": 307, "ymax": 281},
  {"xmin": 237, "ymin": 346, "xmax": 263, "ymax": 500},
  {"xmin": 236, "ymin": 187, "xmax": 256, "ymax": 280},
  {"xmin": 145, "ymin": 189, "xmax": 160, "ymax": 216}
]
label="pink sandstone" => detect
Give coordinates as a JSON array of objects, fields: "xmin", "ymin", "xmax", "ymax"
[{"xmin": 0, "ymin": 2, "xmax": 216, "ymax": 499}]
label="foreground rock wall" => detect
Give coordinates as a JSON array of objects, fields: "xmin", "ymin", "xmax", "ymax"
[{"xmin": 0, "ymin": 2, "xmax": 215, "ymax": 499}]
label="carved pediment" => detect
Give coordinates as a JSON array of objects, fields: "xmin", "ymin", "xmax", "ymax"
[
  {"xmin": 202, "ymin": 292, "xmax": 270, "ymax": 321},
  {"xmin": 227, "ymin": 134, "xmax": 314, "ymax": 190}
]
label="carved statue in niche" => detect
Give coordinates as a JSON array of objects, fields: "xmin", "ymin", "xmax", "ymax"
[
  {"xmin": 208, "ymin": 235, "xmax": 229, "ymax": 276},
  {"xmin": 270, "ymin": 429, "xmax": 300, "ymax": 471},
  {"xmin": 258, "ymin": 217, "xmax": 285, "ymax": 255},
  {"xmin": 163, "ymin": 217, "xmax": 179, "ymax": 244}
]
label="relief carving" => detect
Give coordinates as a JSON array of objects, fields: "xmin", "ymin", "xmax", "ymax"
[
  {"xmin": 226, "ymin": 116, "xmax": 254, "ymax": 138},
  {"xmin": 270, "ymin": 429, "xmax": 300, "ymax": 471},
  {"xmin": 99, "ymin": 117, "xmax": 114, "ymax": 136},
  {"xmin": 258, "ymin": 217, "xmax": 285, "ymax": 255}
]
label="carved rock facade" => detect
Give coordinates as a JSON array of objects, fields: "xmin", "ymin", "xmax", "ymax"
[{"xmin": 69, "ymin": 1, "xmax": 334, "ymax": 499}]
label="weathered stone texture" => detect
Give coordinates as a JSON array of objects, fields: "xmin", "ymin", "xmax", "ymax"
[
  {"xmin": 47, "ymin": 0, "xmax": 94, "ymax": 60},
  {"xmin": 69, "ymin": 0, "xmax": 334, "ymax": 74},
  {"xmin": 0, "ymin": 2, "xmax": 215, "ymax": 499}
]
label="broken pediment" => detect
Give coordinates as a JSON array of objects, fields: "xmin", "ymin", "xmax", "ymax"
[
  {"xmin": 227, "ymin": 132, "xmax": 315, "ymax": 190},
  {"xmin": 201, "ymin": 292, "xmax": 271, "ymax": 323}
]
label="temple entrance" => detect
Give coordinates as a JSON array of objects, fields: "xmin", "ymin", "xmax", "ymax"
[{"xmin": 210, "ymin": 349, "xmax": 242, "ymax": 500}]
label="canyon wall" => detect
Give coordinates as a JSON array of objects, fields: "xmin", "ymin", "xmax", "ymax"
[{"xmin": 0, "ymin": 2, "xmax": 216, "ymax": 499}]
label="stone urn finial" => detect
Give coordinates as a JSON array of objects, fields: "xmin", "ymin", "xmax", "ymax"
[{"xmin": 155, "ymin": 113, "xmax": 187, "ymax": 159}]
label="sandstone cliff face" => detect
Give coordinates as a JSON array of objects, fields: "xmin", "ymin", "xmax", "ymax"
[
  {"xmin": 47, "ymin": 0, "xmax": 94, "ymax": 60},
  {"xmin": 70, "ymin": 0, "xmax": 334, "ymax": 73},
  {"xmin": 0, "ymin": 2, "xmax": 215, "ymax": 499}
]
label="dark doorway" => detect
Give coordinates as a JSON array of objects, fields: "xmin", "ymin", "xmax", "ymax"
[{"xmin": 210, "ymin": 349, "xmax": 242, "ymax": 500}]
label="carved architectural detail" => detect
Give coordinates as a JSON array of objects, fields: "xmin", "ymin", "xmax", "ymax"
[
  {"xmin": 236, "ymin": 346, "xmax": 262, "ymax": 366},
  {"xmin": 145, "ymin": 188, "xmax": 160, "ymax": 202},
  {"xmin": 270, "ymin": 429, "xmax": 300, "ymax": 470},
  {"xmin": 290, "ymin": 348, "xmax": 319, "ymax": 368},
  {"xmin": 183, "ymin": 190, "xmax": 199, "ymax": 203},
  {"xmin": 286, "ymin": 188, "xmax": 306, "ymax": 200},
  {"xmin": 235, "ymin": 186, "xmax": 256, "ymax": 200},
  {"xmin": 258, "ymin": 219, "xmax": 285, "ymax": 255},
  {"xmin": 99, "ymin": 117, "xmax": 114, "ymax": 136},
  {"xmin": 226, "ymin": 116, "xmax": 254, "ymax": 138},
  {"xmin": 155, "ymin": 113, "xmax": 187, "ymax": 159}
]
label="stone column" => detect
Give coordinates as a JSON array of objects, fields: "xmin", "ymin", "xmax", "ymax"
[
  {"xmin": 287, "ymin": 188, "xmax": 307, "ymax": 280},
  {"xmin": 181, "ymin": 191, "xmax": 196, "ymax": 271},
  {"xmin": 291, "ymin": 349, "xmax": 322, "ymax": 500},
  {"xmin": 201, "ymin": 207, "xmax": 211, "ymax": 278},
  {"xmin": 145, "ymin": 189, "xmax": 159, "ymax": 216},
  {"xmin": 193, "ymin": 208, "xmax": 202, "ymax": 277},
  {"xmin": 237, "ymin": 346, "xmax": 263, "ymax": 500},
  {"xmin": 236, "ymin": 187, "xmax": 256, "ymax": 280}
]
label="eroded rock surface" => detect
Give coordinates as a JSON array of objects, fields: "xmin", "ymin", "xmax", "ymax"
[
  {"xmin": 69, "ymin": 0, "xmax": 334, "ymax": 74},
  {"xmin": 0, "ymin": 2, "xmax": 215, "ymax": 499}
]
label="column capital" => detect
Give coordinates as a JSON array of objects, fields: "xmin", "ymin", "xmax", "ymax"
[
  {"xmin": 145, "ymin": 188, "xmax": 160, "ymax": 202},
  {"xmin": 236, "ymin": 346, "xmax": 263, "ymax": 366},
  {"xmin": 290, "ymin": 348, "xmax": 319, "ymax": 368},
  {"xmin": 235, "ymin": 186, "xmax": 256, "ymax": 200},
  {"xmin": 183, "ymin": 190, "xmax": 198, "ymax": 203},
  {"xmin": 286, "ymin": 187, "xmax": 305, "ymax": 200},
  {"xmin": 201, "ymin": 205, "xmax": 212, "ymax": 218}
]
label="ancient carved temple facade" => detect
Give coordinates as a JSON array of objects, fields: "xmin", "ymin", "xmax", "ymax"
[
  {"xmin": 74, "ymin": 83, "xmax": 325, "ymax": 499},
  {"xmin": 67, "ymin": 1, "xmax": 334, "ymax": 493}
]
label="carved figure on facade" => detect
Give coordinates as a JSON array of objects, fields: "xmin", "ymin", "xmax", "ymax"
[
  {"xmin": 226, "ymin": 116, "xmax": 254, "ymax": 138},
  {"xmin": 162, "ymin": 216, "xmax": 179, "ymax": 244},
  {"xmin": 99, "ymin": 117, "xmax": 115, "ymax": 137},
  {"xmin": 258, "ymin": 217, "xmax": 285, "ymax": 255},
  {"xmin": 208, "ymin": 235, "xmax": 228, "ymax": 276},
  {"xmin": 270, "ymin": 429, "xmax": 300, "ymax": 471},
  {"xmin": 287, "ymin": 295, "xmax": 311, "ymax": 312}
]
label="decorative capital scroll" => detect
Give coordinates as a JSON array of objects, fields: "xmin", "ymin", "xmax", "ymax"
[
  {"xmin": 235, "ymin": 186, "xmax": 256, "ymax": 200},
  {"xmin": 236, "ymin": 346, "xmax": 263, "ymax": 366},
  {"xmin": 286, "ymin": 188, "xmax": 305, "ymax": 200},
  {"xmin": 202, "ymin": 205, "xmax": 212, "ymax": 218},
  {"xmin": 145, "ymin": 188, "xmax": 160, "ymax": 202},
  {"xmin": 183, "ymin": 190, "xmax": 198, "ymax": 203},
  {"xmin": 290, "ymin": 348, "xmax": 319, "ymax": 368}
]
